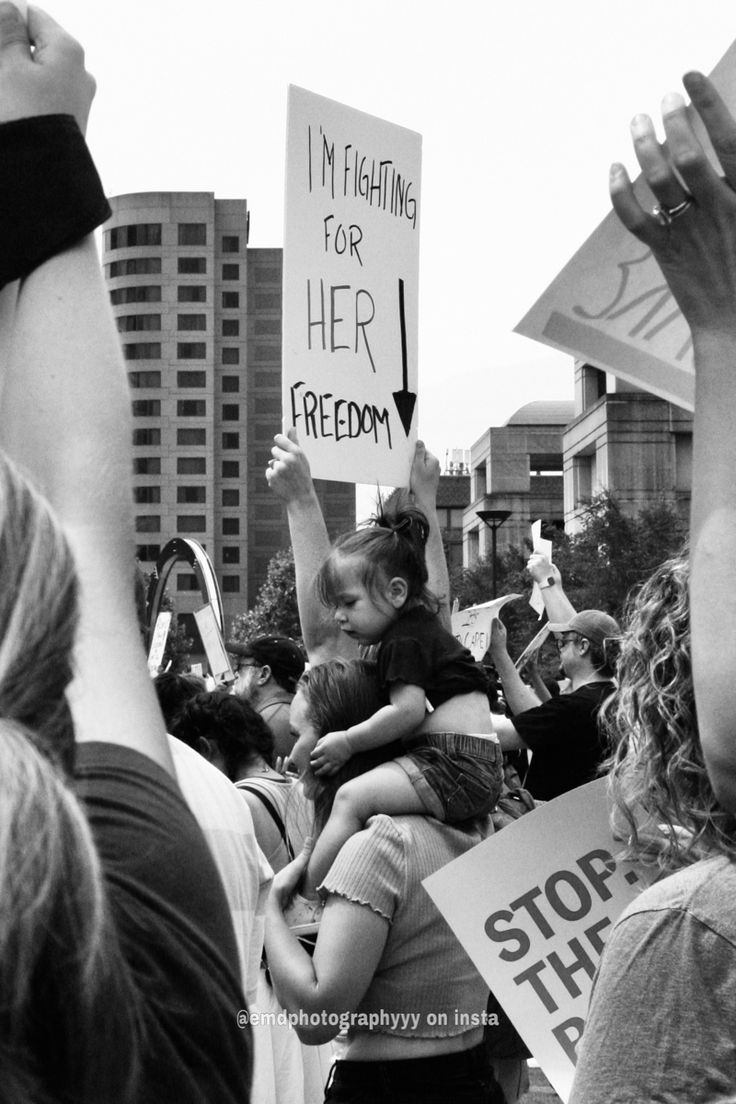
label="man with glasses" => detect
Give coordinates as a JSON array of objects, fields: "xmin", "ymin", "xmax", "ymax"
[
  {"xmin": 226, "ymin": 636, "xmax": 306, "ymax": 760},
  {"xmin": 490, "ymin": 610, "xmax": 619, "ymax": 801}
]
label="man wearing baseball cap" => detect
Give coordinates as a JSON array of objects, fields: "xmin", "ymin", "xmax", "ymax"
[
  {"xmin": 490, "ymin": 609, "xmax": 619, "ymax": 801},
  {"xmin": 226, "ymin": 635, "xmax": 306, "ymax": 760}
]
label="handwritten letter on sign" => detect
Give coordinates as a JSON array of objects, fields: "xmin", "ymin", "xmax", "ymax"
[
  {"xmin": 515, "ymin": 40, "xmax": 736, "ymax": 412},
  {"xmin": 284, "ymin": 86, "xmax": 421, "ymax": 486},
  {"xmin": 423, "ymin": 779, "xmax": 651, "ymax": 1102}
]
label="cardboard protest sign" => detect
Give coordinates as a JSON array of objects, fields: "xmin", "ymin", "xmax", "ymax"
[
  {"xmin": 423, "ymin": 779, "xmax": 651, "ymax": 1102},
  {"xmin": 283, "ymin": 86, "xmax": 421, "ymax": 486},
  {"xmin": 451, "ymin": 594, "xmax": 522, "ymax": 662},
  {"xmin": 515, "ymin": 41, "xmax": 736, "ymax": 412},
  {"xmin": 193, "ymin": 603, "xmax": 234, "ymax": 683},
  {"xmin": 529, "ymin": 520, "xmax": 553, "ymax": 619},
  {"xmin": 514, "ymin": 623, "xmax": 551, "ymax": 671},
  {"xmin": 147, "ymin": 610, "xmax": 171, "ymax": 675}
]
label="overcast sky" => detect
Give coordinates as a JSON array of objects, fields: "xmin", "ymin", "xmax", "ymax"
[{"xmin": 47, "ymin": 0, "xmax": 736, "ymax": 468}]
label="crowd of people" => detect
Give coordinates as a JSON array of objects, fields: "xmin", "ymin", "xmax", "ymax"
[{"xmin": 3, "ymin": 2, "xmax": 736, "ymax": 1101}]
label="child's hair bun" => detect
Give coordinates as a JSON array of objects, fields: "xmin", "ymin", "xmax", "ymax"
[{"xmin": 373, "ymin": 503, "xmax": 429, "ymax": 548}]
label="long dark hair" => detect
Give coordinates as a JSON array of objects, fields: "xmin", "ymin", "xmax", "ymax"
[
  {"xmin": 317, "ymin": 503, "xmax": 438, "ymax": 612},
  {"xmin": 297, "ymin": 659, "xmax": 401, "ymax": 833}
]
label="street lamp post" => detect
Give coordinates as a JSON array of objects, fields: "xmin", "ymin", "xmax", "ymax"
[{"xmin": 476, "ymin": 509, "xmax": 512, "ymax": 598}]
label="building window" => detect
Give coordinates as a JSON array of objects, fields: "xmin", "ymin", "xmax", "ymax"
[
  {"xmin": 110, "ymin": 286, "xmax": 162, "ymax": 305},
  {"xmin": 222, "ymin": 518, "xmax": 240, "ymax": 535},
  {"xmin": 177, "ymin": 342, "xmax": 206, "ymax": 359},
  {"xmin": 222, "ymin": 404, "xmax": 240, "ymax": 421},
  {"xmin": 107, "ymin": 257, "xmax": 162, "ymax": 278},
  {"xmin": 117, "ymin": 314, "xmax": 161, "ymax": 332},
  {"xmin": 222, "ymin": 433, "xmax": 239, "ymax": 450},
  {"xmin": 222, "ymin": 264, "xmax": 239, "ymax": 280},
  {"xmin": 178, "ymin": 286, "xmax": 206, "ymax": 302},
  {"xmin": 177, "ymin": 486, "xmax": 206, "ymax": 504},
  {"xmin": 177, "ymin": 313, "xmax": 207, "ymax": 331},
  {"xmin": 133, "ymin": 428, "xmax": 161, "ymax": 446},
  {"xmin": 222, "ymin": 546, "xmax": 240, "ymax": 564},
  {"xmin": 177, "ymin": 371, "xmax": 206, "ymax": 388},
  {"xmin": 135, "ymin": 515, "xmax": 160, "ymax": 532},
  {"xmin": 131, "ymin": 399, "xmax": 161, "ymax": 416},
  {"xmin": 573, "ymin": 453, "xmax": 594, "ymax": 505},
  {"xmin": 222, "ymin": 348, "xmax": 239, "ymax": 365},
  {"xmin": 178, "ymin": 257, "xmax": 206, "ymax": 274},
  {"xmin": 222, "ymin": 291, "xmax": 239, "ymax": 308},
  {"xmin": 125, "ymin": 345, "xmax": 161, "ymax": 362},
  {"xmin": 177, "ymin": 515, "xmax": 206, "ymax": 532},
  {"xmin": 222, "ymin": 576, "xmax": 241, "ymax": 593},
  {"xmin": 176, "ymin": 574, "xmax": 200, "ymax": 591},
  {"xmin": 128, "ymin": 371, "xmax": 162, "ymax": 389},
  {"xmin": 178, "ymin": 223, "xmax": 206, "ymax": 246},
  {"xmin": 177, "ymin": 428, "xmax": 206, "ymax": 446},
  {"xmin": 473, "ymin": 465, "xmax": 486, "ymax": 500},
  {"xmin": 222, "ymin": 488, "xmax": 239, "ymax": 507},
  {"xmin": 221, "ymin": 376, "xmax": 239, "ymax": 393},
  {"xmin": 177, "ymin": 400, "xmax": 206, "ymax": 417},
  {"xmin": 222, "ymin": 319, "xmax": 240, "ymax": 337},
  {"xmin": 107, "ymin": 223, "xmax": 161, "ymax": 249},
  {"xmin": 177, "ymin": 457, "xmax": 206, "ymax": 474},
  {"xmin": 134, "ymin": 486, "xmax": 161, "ymax": 504},
  {"xmin": 222, "ymin": 235, "xmax": 240, "ymax": 253},
  {"xmin": 222, "ymin": 460, "xmax": 239, "ymax": 477},
  {"xmin": 136, "ymin": 544, "xmax": 160, "ymax": 561},
  {"xmin": 133, "ymin": 457, "xmax": 161, "ymax": 475}
]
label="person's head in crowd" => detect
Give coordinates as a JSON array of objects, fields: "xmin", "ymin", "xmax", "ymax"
[
  {"xmin": 289, "ymin": 658, "xmax": 394, "ymax": 830},
  {"xmin": 171, "ymin": 690, "xmax": 275, "ymax": 781},
  {"xmin": 153, "ymin": 670, "xmax": 206, "ymax": 732},
  {"xmin": 0, "ymin": 454, "xmax": 79, "ymax": 773},
  {"xmin": 603, "ymin": 552, "xmax": 736, "ymax": 873},
  {"xmin": 316, "ymin": 504, "xmax": 439, "ymax": 645},
  {"xmin": 0, "ymin": 452, "xmax": 143, "ymax": 1103},
  {"xmin": 227, "ymin": 635, "xmax": 305, "ymax": 702},
  {"xmin": 548, "ymin": 609, "xmax": 620, "ymax": 681}
]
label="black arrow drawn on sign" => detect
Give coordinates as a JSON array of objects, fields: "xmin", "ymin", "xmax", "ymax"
[{"xmin": 392, "ymin": 277, "xmax": 417, "ymax": 437}]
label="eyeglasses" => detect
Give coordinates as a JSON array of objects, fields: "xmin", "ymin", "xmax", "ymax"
[
  {"xmin": 236, "ymin": 660, "xmax": 259, "ymax": 673},
  {"xmin": 555, "ymin": 634, "xmax": 581, "ymax": 651}
]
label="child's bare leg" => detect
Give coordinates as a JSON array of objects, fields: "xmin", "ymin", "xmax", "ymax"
[{"xmin": 305, "ymin": 762, "xmax": 425, "ymax": 893}]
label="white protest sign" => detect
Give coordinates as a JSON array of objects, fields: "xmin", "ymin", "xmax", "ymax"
[
  {"xmin": 147, "ymin": 610, "xmax": 172, "ymax": 676},
  {"xmin": 451, "ymin": 594, "xmax": 522, "ymax": 662},
  {"xmin": 193, "ymin": 603, "xmax": 235, "ymax": 683},
  {"xmin": 529, "ymin": 520, "xmax": 553, "ymax": 619},
  {"xmin": 423, "ymin": 779, "xmax": 651, "ymax": 1102},
  {"xmin": 515, "ymin": 40, "xmax": 736, "ymax": 412},
  {"xmin": 283, "ymin": 86, "xmax": 421, "ymax": 486}
]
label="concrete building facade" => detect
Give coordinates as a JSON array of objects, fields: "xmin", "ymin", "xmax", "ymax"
[
  {"xmin": 463, "ymin": 400, "xmax": 573, "ymax": 565},
  {"xmin": 103, "ymin": 192, "xmax": 354, "ymax": 636},
  {"xmin": 563, "ymin": 363, "xmax": 693, "ymax": 533}
]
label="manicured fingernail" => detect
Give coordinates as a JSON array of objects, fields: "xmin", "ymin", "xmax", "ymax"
[
  {"xmin": 610, "ymin": 163, "xmax": 626, "ymax": 180},
  {"xmin": 662, "ymin": 92, "xmax": 686, "ymax": 116},
  {"xmin": 630, "ymin": 114, "xmax": 651, "ymax": 137}
]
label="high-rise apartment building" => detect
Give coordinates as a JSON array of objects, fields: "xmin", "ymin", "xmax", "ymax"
[{"xmin": 103, "ymin": 192, "xmax": 355, "ymax": 636}]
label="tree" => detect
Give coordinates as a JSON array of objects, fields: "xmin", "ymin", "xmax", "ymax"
[{"xmin": 229, "ymin": 548, "xmax": 302, "ymax": 645}]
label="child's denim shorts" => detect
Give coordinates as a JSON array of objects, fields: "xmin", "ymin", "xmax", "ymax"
[{"xmin": 396, "ymin": 731, "xmax": 504, "ymax": 822}]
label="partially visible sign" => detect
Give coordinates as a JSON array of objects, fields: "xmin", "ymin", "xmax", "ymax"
[
  {"xmin": 147, "ymin": 610, "xmax": 172, "ymax": 675},
  {"xmin": 194, "ymin": 603, "xmax": 234, "ymax": 683},
  {"xmin": 515, "ymin": 39, "xmax": 736, "ymax": 411},
  {"xmin": 451, "ymin": 594, "xmax": 521, "ymax": 661},
  {"xmin": 529, "ymin": 520, "xmax": 554, "ymax": 619},
  {"xmin": 283, "ymin": 86, "xmax": 422, "ymax": 486},
  {"xmin": 424, "ymin": 779, "xmax": 652, "ymax": 1102}
]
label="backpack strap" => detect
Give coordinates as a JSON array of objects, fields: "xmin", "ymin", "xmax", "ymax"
[{"xmin": 236, "ymin": 779, "xmax": 295, "ymax": 860}]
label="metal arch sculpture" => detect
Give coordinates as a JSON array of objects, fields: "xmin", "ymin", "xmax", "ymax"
[{"xmin": 146, "ymin": 537, "xmax": 224, "ymax": 649}]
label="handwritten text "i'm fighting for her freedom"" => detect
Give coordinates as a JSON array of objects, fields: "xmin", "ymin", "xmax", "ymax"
[{"xmin": 290, "ymin": 124, "xmax": 419, "ymax": 448}]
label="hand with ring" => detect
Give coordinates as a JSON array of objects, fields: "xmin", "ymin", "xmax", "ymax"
[{"xmin": 609, "ymin": 72, "xmax": 736, "ymax": 343}]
